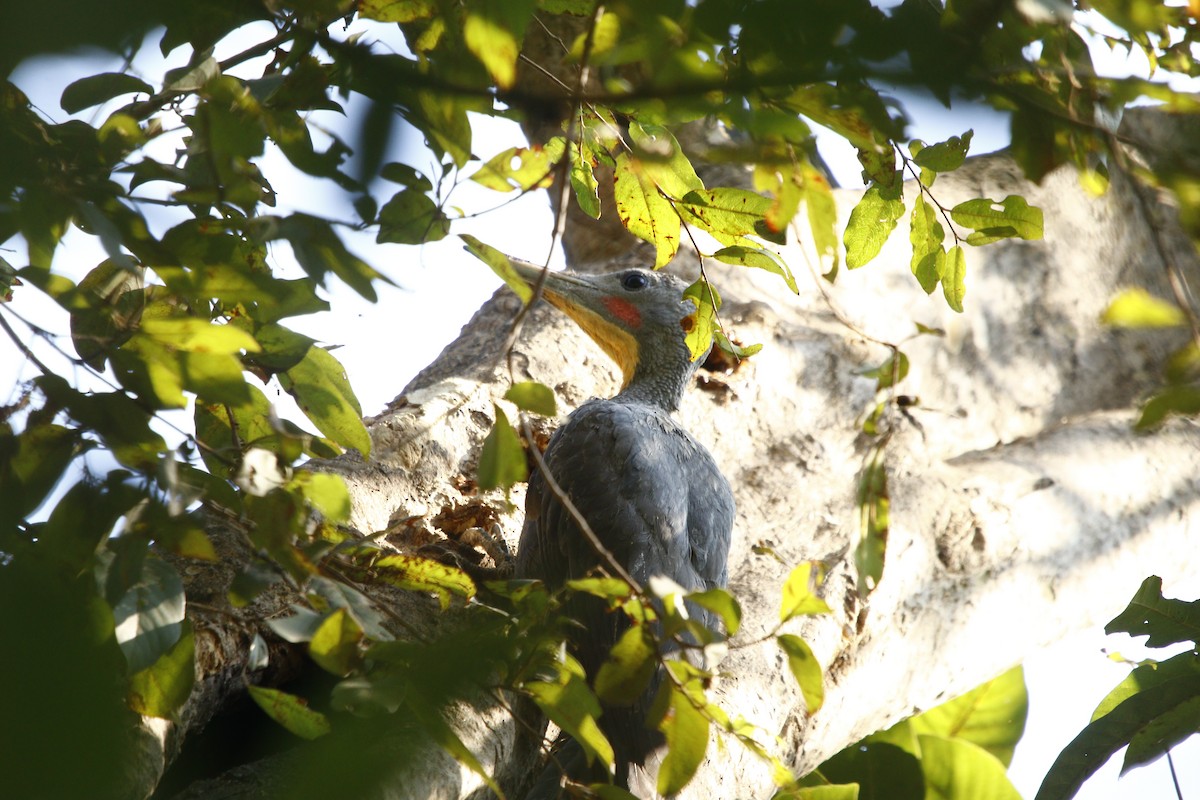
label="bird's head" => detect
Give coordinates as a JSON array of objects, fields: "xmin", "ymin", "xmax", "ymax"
[{"xmin": 511, "ymin": 261, "xmax": 704, "ymax": 397}]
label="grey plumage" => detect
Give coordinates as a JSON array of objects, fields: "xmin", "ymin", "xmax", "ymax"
[{"xmin": 509, "ymin": 263, "xmax": 734, "ymax": 798}]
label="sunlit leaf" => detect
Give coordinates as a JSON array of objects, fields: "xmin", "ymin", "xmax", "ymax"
[
  {"xmin": 359, "ymin": 0, "xmax": 437, "ymax": 22},
  {"xmin": 656, "ymin": 680, "xmax": 710, "ymax": 796},
  {"xmin": 478, "ymin": 404, "xmax": 527, "ymax": 495},
  {"xmin": 1101, "ymin": 288, "xmax": 1187, "ymax": 328},
  {"xmin": 712, "ymin": 245, "xmax": 797, "ymax": 293},
  {"xmin": 460, "ymin": 234, "xmax": 532, "ymax": 304},
  {"xmin": 128, "ymin": 620, "xmax": 195, "ymax": 719},
  {"xmin": 910, "ymin": 666, "xmax": 1028, "ymax": 766},
  {"xmin": 844, "ymin": 183, "xmax": 905, "ymax": 269},
  {"xmin": 527, "ymin": 657, "xmax": 615, "ymax": 769},
  {"xmin": 140, "ymin": 317, "xmax": 260, "ymax": 354},
  {"xmin": 682, "ymin": 278, "xmax": 721, "ymax": 362},
  {"xmin": 919, "ymin": 734, "xmax": 1021, "ymax": 800},
  {"xmin": 780, "ymin": 562, "xmax": 832, "ymax": 622},
  {"xmin": 374, "ymin": 554, "xmax": 477, "ymax": 609},
  {"xmin": 248, "ymin": 686, "xmax": 331, "ymax": 740},
  {"xmin": 471, "ymin": 139, "xmax": 564, "ymax": 192},
  {"xmin": 777, "ymin": 634, "xmax": 824, "ymax": 713},
  {"xmin": 950, "ymin": 195, "xmax": 1044, "ymax": 245},
  {"xmin": 505, "ymin": 380, "xmax": 557, "ymax": 416},
  {"xmin": 688, "ymin": 587, "xmax": 742, "ymax": 636},
  {"xmin": 595, "ymin": 625, "xmax": 657, "ymax": 705},
  {"xmin": 463, "ymin": 0, "xmax": 535, "ymax": 90},
  {"xmin": 377, "ymin": 188, "xmax": 451, "ymax": 244},
  {"xmin": 942, "ymin": 245, "xmax": 967, "ymax": 313},
  {"xmin": 909, "ymin": 198, "xmax": 945, "ymax": 295},
  {"xmin": 912, "ymin": 130, "xmax": 973, "ymax": 173},
  {"xmin": 613, "ymin": 151, "xmax": 681, "ymax": 268},
  {"xmin": 308, "ymin": 608, "xmax": 364, "ymax": 677},
  {"xmin": 279, "ymin": 345, "xmax": 370, "ymax": 457},
  {"xmin": 291, "ymin": 471, "xmax": 351, "ymax": 523}
]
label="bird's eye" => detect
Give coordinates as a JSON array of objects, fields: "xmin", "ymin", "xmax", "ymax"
[{"xmin": 621, "ymin": 272, "xmax": 649, "ymax": 291}]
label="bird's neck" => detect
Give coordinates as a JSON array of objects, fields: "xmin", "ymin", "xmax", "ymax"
[{"xmin": 614, "ymin": 338, "xmax": 700, "ymax": 412}]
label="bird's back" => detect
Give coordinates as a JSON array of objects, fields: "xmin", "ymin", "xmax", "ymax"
[{"xmin": 516, "ymin": 397, "xmax": 734, "ymax": 789}]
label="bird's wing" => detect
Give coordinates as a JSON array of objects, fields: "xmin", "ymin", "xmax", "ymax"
[{"xmin": 519, "ymin": 400, "xmax": 732, "ymax": 590}]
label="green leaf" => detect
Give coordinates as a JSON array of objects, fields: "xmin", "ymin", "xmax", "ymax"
[
  {"xmin": 613, "ymin": 150, "xmax": 681, "ymax": 268},
  {"xmin": 1092, "ymin": 650, "xmax": 1200, "ymax": 722},
  {"xmin": 463, "ymin": 0, "xmax": 535, "ymax": 90},
  {"xmin": 656, "ymin": 680, "xmax": 710, "ymax": 796},
  {"xmin": 777, "ymin": 634, "xmax": 824, "ymax": 713},
  {"xmin": 909, "ymin": 198, "xmax": 945, "ymax": 295},
  {"xmin": 570, "ymin": 143, "xmax": 602, "ymax": 218},
  {"xmin": 1136, "ymin": 385, "xmax": 1200, "ymax": 429},
  {"xmin": 140, "ymin": 317, "xmax": 261, "ymax": 354},
  {"xmin": 308, "ymin": 608, "xmax": 364, "ymax": 677},
  {"xmin": 359, "ymin": 0, "xmax": 437, "ymax": 22},
  {"xmin": 2, "ymin": 422, "xmax": 80, "ymax": 521},
  {"xmin": 253, "ymin": 214, "xmax": 388, "ymax": 302},
  {"xmin": 1105, "ymin": 576, "xmax": 1200, "ymax": 647},
  {"xmin": 377, "ymin": 188, "xmax": 451, "ymax": 244},
  {"xmin": 248, "ymin": 686, "xmax": 331, "ymax": 740},
  {"xmin": 305, "ymin": 575, "xmax": 393, "ymax": 641},
  {"xmin": 527, "ymin": 657, "xmax": 615, "ymax": 769},
  {"xmin": 802, "ymin": 163, "xmax": 840, "ymax": 280},
  {"xmin": 595, "ymin": 625, "xmax": 657, "ymax": 705},
  {"xmin": 861, "ymin": 351, "xmax": 910, "ymax": 392},
  {"xmin": 818, "ymin": 741, "xmax": 922, "ymax": 800},
  {"xmin": 567, "ymin": 576, "xmax": 634, "ymax": 600},
  {"xmin": 505, "ymin": 380, "xmax": 557, "ymax": 416},
  {"xmin": 1101, "ymin": 288, "xmax": 1187, "ymax": 328},
  {"xmin": 950, "ymin": 195, "xmax": 1044, "ymax": 246},
  {"xmin": 112, "ymin": 556, "xmax": 186, "ymax": 674},
  {"xmin": 1123, "ymin": 690, "xmax": 1200, "ymax": 774},
  {"xmin": 279, "ymin": 345, "xmax": 370, "ymax": 457},
  {"xmin": 687, "ymin": 587, "xmax": 742, "ymax": 637},
  {"xmin": 714, "ymin": 329, "xmax": 762, "ymax": 359},
  {"xmin": 682, "ymin": 278, "xmax": 721, "ymax": 362},
  {"xmin": 780, "ymin": 562, "xmax": 832, "ymax": 622},
  {"xmin": 61, "ymin": 72, "xmax": 153, "ymax": 114},
  {"xmin": 679, "ymin": 188, "xmax": 783, "ymax": 246},
  {"xmin": 373, "ymin": 554, "xmax": 477, "ymax": 609},
  {"xmin": 910, "ymin": 666, "xmax": 1028, "ymax": 766},
  {"xmin": 912, "ymin": 130, "xmax": 974, "ymax": 173},
  {"xmin": 291, "ymin": 471, "xmax": 351, "ymax": 523},
  {"xmin": 918, "ymin": 734, "xmax": 1021, "ymax": 800},
  {"xmin": 941, "ymin": 245, "xmax": 967, "ymax": 313},
  {"xmin": 628, "ymin": 121, "xmax": 704, "ymax": 199},
  {"xmin": 478, "ymin": 405, "xmax": 528, "ymax": 495},
  {"xmin": 460, "ymin": 234, "xmax": 532, "ymax": 304},
  {"xmin": 128, "ymin": 620, "xmax": 195, "ymax": 719},
  {"xmin": 844, "ymin": 183, "xmax": 905, "ymax": 269},
  {"xmin": 1034, "ymin": 673, "xmax": 1200, "ymax": 800},
  {"xmin": 712, "ymin": 245, "xmax": 798, "ymax": 293},
  {"xmin": 471, "ymin": 139, "xmax": 565, "ymax": 192}
]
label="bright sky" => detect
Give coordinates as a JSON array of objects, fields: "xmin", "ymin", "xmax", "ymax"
[{"xmin": 3, "ymin": 14, "xmax": 1198, "ymax": 799}]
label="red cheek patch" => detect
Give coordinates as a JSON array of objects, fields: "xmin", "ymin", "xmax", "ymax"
[{"xmin": 602, "ymin": 296, "xmax": 642, "ymax": 328}]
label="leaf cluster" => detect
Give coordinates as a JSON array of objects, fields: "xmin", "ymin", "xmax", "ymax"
[{"xmin": 1036, "ymin": 577, "xmax": 1200, "ymax": 800}]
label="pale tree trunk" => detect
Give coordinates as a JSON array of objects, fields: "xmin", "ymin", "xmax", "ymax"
[{"xmin": 141, "ymin": 28, "xmax": 1200, "ymax": 800}]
